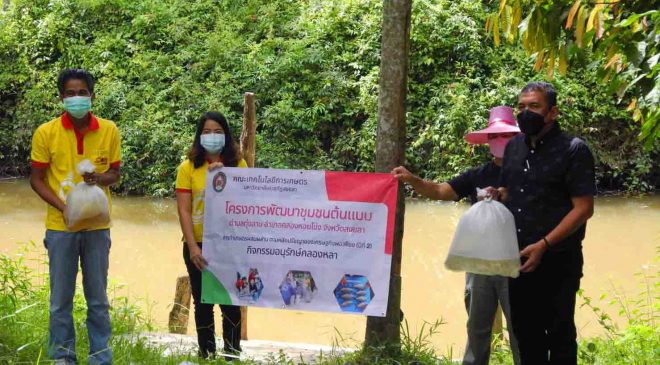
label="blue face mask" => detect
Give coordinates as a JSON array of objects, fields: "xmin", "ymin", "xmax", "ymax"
[
  {"xmin": 200, "ymin": 133, "xmax": 225, "ymax": 154},
  {"xmin": 63, "ymin": 96, "xmax": 92, "ymax": 119}
]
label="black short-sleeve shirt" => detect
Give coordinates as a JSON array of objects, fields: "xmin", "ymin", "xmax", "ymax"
[
  {"xmin": 500, "ymin": 123, "xmax": 596, "ymax": 251},
  {"xmin": 448, "ymin": 161, "xmax": 501, "ymax": 205}
]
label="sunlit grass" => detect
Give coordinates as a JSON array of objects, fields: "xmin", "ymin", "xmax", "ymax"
[{"xmin": 1, "ymin": 243, "xmax": 657, "ymax": 364}]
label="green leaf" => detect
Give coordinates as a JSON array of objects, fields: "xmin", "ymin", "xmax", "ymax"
[
  {"xmin": 493, "ymin": 14, "xmax": 500, "ymax": 47},
  {"xmin": 587, "ymin": 342, "xmax": 597, "ymax": 352},
  {"xmin": 565, "ymin": 0, "xmax": 581, "ymax": 30},
  {"xmin": 575, "ymin": 5, "xmax": 587, "ymax": 47},
  {"xmin": 645, "ymin": 81, "xmax": 659, "ymax": 105},
  {"xmin": 619, "ymin": 73, "xmax": 648, "ymax": 99},
  {"xmin": 646, "ymin": 53, "xmax": 659, "ymax": 70},
  {"xmin": 624, "ymin": 41, "xmax": 647, "ymax": 67},
  {"xmin": 615, "ymin": 10, "xmax": 658, "ymax": 28},
  {"xmin": 558, "ymin": 44, "xmax": 568, "ymax": 75}
]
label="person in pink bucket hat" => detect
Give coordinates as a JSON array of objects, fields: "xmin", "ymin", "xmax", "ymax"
[
  {"xmin": 392, "ymin": 105, "xmax": 521, "ymax": 365},
  {"xmin": 465, "ymin": 105, "xmax": 521, "ymax": 158}
]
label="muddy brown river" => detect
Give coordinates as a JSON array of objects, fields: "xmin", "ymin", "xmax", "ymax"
[{"xmin": 1, "ymin": 179, "xmax": 657, "ymax": 353}]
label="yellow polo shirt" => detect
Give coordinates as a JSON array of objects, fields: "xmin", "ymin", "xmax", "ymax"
[
  {"xmin": 31, "ymin": 112, "xmax": 121, "ymax": 231},
  {"xmin": 175, "ymin": 158, "xmax": 247, "ymax": 242}
]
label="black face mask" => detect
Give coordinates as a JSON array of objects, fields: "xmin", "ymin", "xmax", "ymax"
[{"xmin": 517, "ymin": 110, "xmax": 546, "ymax": 136}]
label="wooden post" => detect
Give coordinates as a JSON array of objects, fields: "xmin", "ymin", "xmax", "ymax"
[
  {"xmin": 240, "ymin": 92, "xmax": 257, "ymax": 167},
  {"xmin": 239, "ymin": 91, "xmax": 257, "ymax": 341},
  {"xmin": 364, "ymin": 0, "xmax": 411, "ymax": 351},
  {"xmin": 168, "ymin": 276, "xmax": 192, "ymax": 334}
]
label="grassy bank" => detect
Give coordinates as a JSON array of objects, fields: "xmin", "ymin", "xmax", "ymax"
[{"xmin": 0, "ymin": 244, "xmax": 657, "ymax": 364}]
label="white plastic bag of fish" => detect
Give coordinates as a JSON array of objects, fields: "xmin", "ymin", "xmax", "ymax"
[
  {"xmin": 444, "ymin": 188, "xmax": 520, "ymax": 278},
  {"xmin": 65, "ymin": 159, "xmax": 110, "ymax": 232}
]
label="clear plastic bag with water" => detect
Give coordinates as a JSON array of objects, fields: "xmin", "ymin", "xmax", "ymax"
[
  {"xmin": 65, "ymin": 159, "xmax": 110, "ymax": 231},
  {"xmin": 444, "ymin": 188, "xmax": 521, "ymax": 277}
]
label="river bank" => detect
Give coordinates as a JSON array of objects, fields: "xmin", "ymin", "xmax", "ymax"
[
  {"xmin": 1, "ymin": 248, "xmax": 656, "ymax": 364},
  {"xmin": 119, "ymin": 333, "xmax": 350, "ymax": 364}
]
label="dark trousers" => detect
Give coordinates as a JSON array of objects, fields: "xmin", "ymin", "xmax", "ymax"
[
  {"xmin": 509, "ymin": 249, "xmax": 583, "ymax": 365},
  {"xmin": 183, "ymin": 243, "xmax": 242, "ymax": 358}
]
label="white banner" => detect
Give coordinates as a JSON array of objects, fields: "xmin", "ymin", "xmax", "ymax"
[{"xmin": 201, "ymin": 167, "xmax": 398, "ymax": 316}]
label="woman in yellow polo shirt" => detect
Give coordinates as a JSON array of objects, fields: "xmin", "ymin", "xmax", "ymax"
[{"xmin": 175, "ymin": 111, "xmax": 247, "ymax": 359}]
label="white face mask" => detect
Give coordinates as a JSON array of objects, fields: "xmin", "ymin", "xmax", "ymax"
[
  {"xmin": 200, "ymin": 133, "xmax": 225, "ymax": 154},
  {"xmin": 488, "ymin": 136, "xmax": 511, "ymax": 158}
]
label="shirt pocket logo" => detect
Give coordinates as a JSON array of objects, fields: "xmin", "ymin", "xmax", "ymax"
[{"xmin": 92, "ymin": 150, "xmax": 109, "ymax": 169}]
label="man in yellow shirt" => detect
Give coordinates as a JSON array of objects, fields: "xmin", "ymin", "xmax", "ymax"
[{"xmin": 30, "ymin": 69, "xmax": 121, "ymax": 365}]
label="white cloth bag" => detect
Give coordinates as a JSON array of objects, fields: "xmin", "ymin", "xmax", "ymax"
[
  {"xmin": 445, "ymin": 189, "xmax": 521, "ymax": 277},
  {"xmin": 65, "ymin": 159, "xmax": 110, "ymax": 231}
]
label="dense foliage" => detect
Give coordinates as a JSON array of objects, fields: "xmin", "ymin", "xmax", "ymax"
[
  {"xmin": 0, "ymin": 0, "xmax": 657, "ymax": 196},
  {"xmin": 488, "ymin": 0, "xmax": 660, "ymax": 148}
]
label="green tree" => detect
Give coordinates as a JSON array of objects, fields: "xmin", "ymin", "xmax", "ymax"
[
  {"xmin": 364, "ymin": 0, "xmax": 411, "ymax": 352},
  {"xmin": 488, "ymin": 0, "xmax": 659, "ymax": 147}
]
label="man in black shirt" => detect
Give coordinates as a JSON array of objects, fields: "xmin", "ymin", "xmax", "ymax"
[
  {"xmin": 393, "ymin": 106, "xmax": 521, "ymax": 365},
  {"xmin": 490, "ymin": 82, "xmax": 596, "ymax": 365}
]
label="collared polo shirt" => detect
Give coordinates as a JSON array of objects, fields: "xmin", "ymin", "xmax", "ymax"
[
  {"xmin": 31, "ymin": 112, "xmax": 121, "ymax": 231},
  {"xmin": 175, "ymin": 158, "xmax": 248, "ymax": 243},
  {"xmin": 448, "ymin": 161, "xmax": 501, "ymax": 205},
  {"xmin": 500, "ymin": 123, "xmax": 596, "ymax": 251}
]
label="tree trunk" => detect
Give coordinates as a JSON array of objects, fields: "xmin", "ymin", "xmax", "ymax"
[{"xmin": 364, "ymin": 0, "xmax": 411, "ymax": 350}]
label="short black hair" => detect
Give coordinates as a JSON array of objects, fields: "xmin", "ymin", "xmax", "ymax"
[
  {"xmin": 57, "ymin": 69, "xmax": 95, "ymax": 94},
  {"xmin": 520, "ymin": 81, "xmax": 557, "ymax": 109}
]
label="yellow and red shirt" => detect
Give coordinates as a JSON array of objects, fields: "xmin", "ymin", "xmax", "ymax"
[
  {"xmin": 31, "ymin": 112, "xmax": 121, "ymax": 231},
  {"xmin": 175, "ymin": 158, "xmax": 247, "ymax": 242}
]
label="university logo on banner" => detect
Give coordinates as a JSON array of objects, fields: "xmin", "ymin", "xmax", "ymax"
[{"xmin": 201, "ymin": 168, "xmax": 397, "ymax": 316}]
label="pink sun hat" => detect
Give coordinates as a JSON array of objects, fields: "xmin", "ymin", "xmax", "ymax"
[{"xmin": 464, "ymin": 106, "xmax": 520, "ymax": 145}]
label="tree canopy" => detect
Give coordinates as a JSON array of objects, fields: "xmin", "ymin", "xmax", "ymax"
[{"xmin": 488, "ymin": 0, "xmax": 659, "ymax": 148}]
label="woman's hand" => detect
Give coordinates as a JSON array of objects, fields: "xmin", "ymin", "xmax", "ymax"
[
  {"xmin": 208, "ymin": 162, "xmax": 224, "ymax": 171},
  {"xmin": 188, "ymin": 244, "xmax": 208, "ymax": 271}
]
